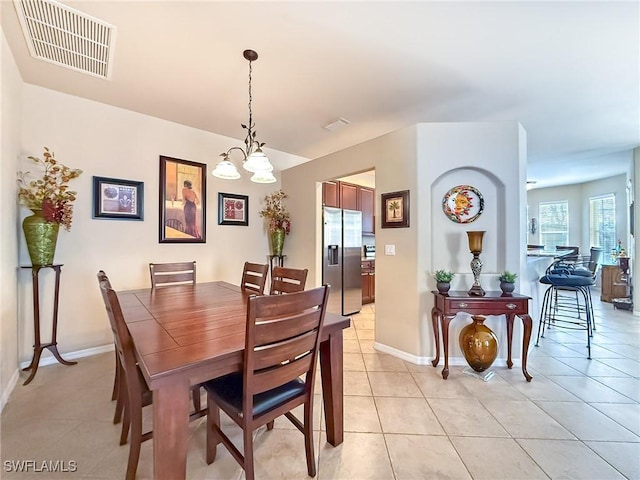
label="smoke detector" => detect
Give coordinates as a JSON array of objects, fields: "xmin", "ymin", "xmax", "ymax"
[{"xmin": 13, "ymin": 0, "xmax": 117, "ymax": 79}]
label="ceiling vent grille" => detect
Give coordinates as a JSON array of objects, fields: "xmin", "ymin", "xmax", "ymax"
[{"xmin": 13, "ymin": 0, "xmax": 117, "ymax": 79}]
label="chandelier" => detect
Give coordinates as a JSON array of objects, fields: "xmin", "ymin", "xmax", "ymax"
[{"xmin": 212, "ymin": 49, "xmax": 276, "ymax": 184}]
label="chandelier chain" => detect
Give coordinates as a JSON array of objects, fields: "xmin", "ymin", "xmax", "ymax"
[{"xmin": 247, "ymin": 59, "xmax": 253, "ymax": 141}]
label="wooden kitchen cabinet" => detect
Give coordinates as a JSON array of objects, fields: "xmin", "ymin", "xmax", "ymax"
[
  {"xmin": 340, "ymin": 182, "xmax": 359, "ymax": 210},
  {"xmin": 360, "ymin": 186, "xmax": 375, "ymax": 234},
  {"xmin": 601, "ymin": 265, "xmax": 628, "ymax": 302},
  {"xmin": 361, "ymin": 259, "xmax": 375, "ymax": 304},
  {"xmin": 322, "ymin": 181, "xmax": 340, "ymax": 208}
]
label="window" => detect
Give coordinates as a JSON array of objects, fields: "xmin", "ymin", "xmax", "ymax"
[
  {"xmin": 539, "ymin": 201, "xmax": 569, "ymax": 247},
  {"xmin": 590, "ymin": 194, "xmax": 616, "ymax": 264}
]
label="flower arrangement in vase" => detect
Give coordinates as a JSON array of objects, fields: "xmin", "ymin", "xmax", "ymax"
[
  {"xmin": 17, "ymin": 147, "xmax": 82, "ymax": 265},
  {"xmin": 258, "ymin": 189, "xmax": 291, "ymax": 256},
  {"xmin": 434, "ymin": 269, "xmax": 454, "ymax": 294}
]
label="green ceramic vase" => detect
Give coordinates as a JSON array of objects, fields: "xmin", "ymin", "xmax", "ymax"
[
  {"xmin": 270, "ymin": 228, "xmax": 286, "ymax": 256},
  {"xmin": 23, "ymin": 209, "xmax": 59, "ymax": 266}
]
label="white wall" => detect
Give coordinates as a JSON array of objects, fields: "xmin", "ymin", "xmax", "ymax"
[
  {"xmin": 15, "ymin": 84, "xmax": 307, "ymax": 370},
  {"xmin": 527, "ymin": 184, "xmax": 583, "ymax": 249},
  {"xmin": 283, "ymin": 122, "xmax": 526, "ymax": 363},
  {"xmin": 417, "ymin": 122, "xmax": 527, "ymax": 361},
  {"xmin": 0, "ymin": 28, "xmax": 22, "ymax": 410},
  {"xmin": 527, "ymin": 174, "xmax": 629, "ymax": 259}
]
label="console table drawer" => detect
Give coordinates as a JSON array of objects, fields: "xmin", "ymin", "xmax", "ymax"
[{"xmin": 443, "ymin": 298, "xmax": 527, "ymax": 315}]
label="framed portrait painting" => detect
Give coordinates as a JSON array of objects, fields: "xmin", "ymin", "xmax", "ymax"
[
  {"xmin": 381, "ymin": 190, "xmax": 410, "ymax": 228},
  {"xmin": 159, "ymin": 155, "xmax": 206, "ymax": 243},
  {"xmin": 92, "ymin": 176, "xmax": 144, "ymax": 220},
  {"xmin": 218, "ymin": 193, "xmax": 249, "ymax": 226}
]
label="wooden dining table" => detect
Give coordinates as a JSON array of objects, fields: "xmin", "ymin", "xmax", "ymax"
[{"xmin": 118, "ymin": 281, "xmax": 350, "ymax": 480}]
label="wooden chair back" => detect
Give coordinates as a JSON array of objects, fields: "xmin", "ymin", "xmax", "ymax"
[
  {"xmin": 269, "ymin": 266, "xmax": 308, "ymax": 295},
  {"xmin": 149, "ymin": 261, "xmax": 196, "ymax": 288},
  {"xmin": 244, "ymin": 284, "xmax": 329, "ymax": 403},
  {"xmin": 240, "ymin": 262, "xmax": 268, "ymax": 294},
  {"xmin": 97, "ymin": 272, "xmax": 144, "ymax": 409},
  {"xmin": 204, "ymin": 285, "xmax": 330, "ymax": 480}
]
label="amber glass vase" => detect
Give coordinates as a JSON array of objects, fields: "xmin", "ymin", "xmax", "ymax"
[{"xmin": 459, "ymin": 315, "xmax": 498, "ymax": 372}]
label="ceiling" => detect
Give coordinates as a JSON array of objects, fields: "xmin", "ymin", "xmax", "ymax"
[{"xmin": 2, "ymin": 1, "xmax": 638, "ymax": 189}]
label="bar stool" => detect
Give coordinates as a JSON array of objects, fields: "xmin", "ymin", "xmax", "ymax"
[{"xmin": 536, "ymin": 261, "xmax": 596, "ymax": 358}]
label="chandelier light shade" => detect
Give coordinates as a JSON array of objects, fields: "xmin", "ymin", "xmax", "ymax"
[{"xmin": 212, "ymin": 49, "xmax": 276, "ymax": 184}]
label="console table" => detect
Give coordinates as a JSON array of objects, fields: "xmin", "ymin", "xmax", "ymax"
[
  {"xmin": 431, "ymin": 291, "xmax": 533, "ymax": 382},
  {"xmin": 21, "ymin": 264, "xmax": 77, "ymax": 385}
]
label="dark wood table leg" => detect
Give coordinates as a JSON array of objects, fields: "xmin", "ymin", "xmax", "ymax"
[
  {"xmin": 431, "ymin": 307, "xmax": 440, "ymax": 367},
  {"xmin": 153, "ymin": 379, "xmax": 190, "ymax": 479},
  {"xmin": 519, "ymin": 314, "xmax": 533, "ymax": 382},
  {"xmin": 506, "ymin": 313, "xmax": 515, "ymax": 369},
  {"xmin": 441, "ymin": 315, "xmax": 453, "ymax": 379},
  {"xmin": 320, "ymin": 331, "xmax": 344, "ymax": 446}
]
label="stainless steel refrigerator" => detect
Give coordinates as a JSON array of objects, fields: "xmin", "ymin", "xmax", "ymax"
[{"xmin": 323, "ymin": 207, "xmax": 363, "ymax": 316}]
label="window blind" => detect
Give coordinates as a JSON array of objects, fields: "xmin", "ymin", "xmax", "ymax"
[
  {"xmin": 539, "ymin": 201, "xmax": 569, "ymax": 248},
  {"xmin": 590, "ymin": 194, "xmax": 616, "ymax": 264}
]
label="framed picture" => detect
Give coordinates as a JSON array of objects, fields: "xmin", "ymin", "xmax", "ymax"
[
  {"xmin": 159, "ymin": 155, "xmax": 206, "ymax": 243},
  {"xmin": 218, "ymin": 193, "xmax": 249, "ymax": 226},
  {"xmin": 381, "ymin": 190, "xmax": 410, "ymax": 228},
  {"xmin": 92, "ymin": 176, "xmax": 144, "ymax": 220}
]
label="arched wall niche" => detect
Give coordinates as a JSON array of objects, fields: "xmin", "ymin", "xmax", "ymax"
[{"xmin": 430, "ymin": 166, "xmax": 507, "ymax": 291}]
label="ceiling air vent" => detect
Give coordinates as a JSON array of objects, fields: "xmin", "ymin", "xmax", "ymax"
[{"xmin": 13, "ymin": 0, "xmax": 117, "ymax": 79}]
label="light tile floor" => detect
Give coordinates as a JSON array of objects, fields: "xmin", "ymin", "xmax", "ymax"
[{"xmin": 2, "ymin": 292, "xmax": 639, "ymax": 479}]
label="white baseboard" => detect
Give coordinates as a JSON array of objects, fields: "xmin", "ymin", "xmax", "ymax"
[
  {"xmin": 372, "ymin": 341, "xmax": 521, "ymax": 367},
  {"xmin": 18, "ymin": 343, "xmax": 114, "ymax": 370},
  {"xmin": 0, "ymin": 369, "xmax": 20, "ymax": 413}
]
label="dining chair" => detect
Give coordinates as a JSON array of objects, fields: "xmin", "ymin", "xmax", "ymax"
[
  {"xmin": 148, "ymin": 260, "xmax": 196, "ymax": 288},
  {"xmin": 204, "ymin": 285, "xmax": 330, "ymax": 480},
  {"xmin": 269, "ymin": 266, "xmax": 308, "ymax": 295},
  {"xmin": 240, "ymin": 262, "xmax": 269, "ymax": 294},
  {"xmin": 148, "ymin": 261, "xmax": 203, "ymax": 411},
  {"xmin": 98, "ymin": 271, "xmax": 205, "ymax": 480},
  {"xmin": 98, "ymin": 272, "xmax": 154, "ymax": 480},
  {"xmin": 98, "ymin": 271, "xmax": 126, "ymax": 425}
]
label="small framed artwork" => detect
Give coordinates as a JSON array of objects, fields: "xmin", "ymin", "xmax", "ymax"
[
  {"xmin": 218, "ymin": 193, "xmax": 249, "ymax": 226},
  {"xmin": 92, "ymin": 176, "xmax": 144, "ymax": 220},
  {"xmin": 381, "ymin": 190, "xmax": 410, "ymax": 228},
  {"xmin": 159, "ymin": 155, "xmax": 206, "ymax": 243}
]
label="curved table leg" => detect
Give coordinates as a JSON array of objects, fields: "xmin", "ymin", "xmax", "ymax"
[
  {"xmin": 441, "ymin": 315, "xmax": 453, "ymax": 379},
  {"xmin": 431, "ymin": 307, "xmax": 440, "ymax": 367},
  {"xmin": 519, "ymin": 314, "xmax": 533, "ymax": 382},
  {"xmin": 506, "ymin": 313, "xmax": 515, "ymax": 369}
]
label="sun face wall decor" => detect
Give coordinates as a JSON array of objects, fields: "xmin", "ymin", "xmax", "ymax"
[{"xmin": 442, "ymin": 185, "xmax": 484, "ymax": 223}]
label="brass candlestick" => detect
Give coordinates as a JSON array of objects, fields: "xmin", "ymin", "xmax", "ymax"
[{"xmin": 467, "ymin": 231, "xmax": 486, "ymax": 296}]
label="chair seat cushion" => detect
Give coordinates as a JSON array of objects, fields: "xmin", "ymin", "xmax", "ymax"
[
  {"xmin": 204, "ymin": 372, "xmax": 305, "ymax": 418},
  {"xmin": 539, "ymin": 274, "xmax": 594, "ymax": 287}
]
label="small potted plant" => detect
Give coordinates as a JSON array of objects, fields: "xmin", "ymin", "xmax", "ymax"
[
  {"xmin": 434, "ymin": 270, "xmax": 454, "ymax": 294},
  {"xmin": 498, "ymin": 271, "xmax": 518, "ymax": 294}
]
